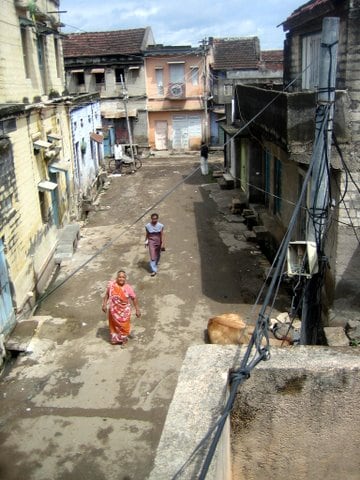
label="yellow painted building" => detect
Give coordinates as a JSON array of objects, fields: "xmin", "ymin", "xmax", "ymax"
[{"xmin": 0, "ymin": 0, "xmax": 74, "ymax": 334}]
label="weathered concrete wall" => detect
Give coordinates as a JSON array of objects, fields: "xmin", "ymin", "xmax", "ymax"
[
  {"xmin": 150, "ymin": 345, "xmax": 360, "ymax": 479},
  {"xmin": 232, "ymin": 347, "xmax": 360, "ymax": 479},
  {"xmin": 0, "ymin": 0, "xmax": 65, "ymax": 103},
  {"xmin": 70, "ymin": 101, "xmax": 103, "ymax": 201},
  {"xmin": 0, "ymin": 104, "xmax": 74, "ymax": 315}
]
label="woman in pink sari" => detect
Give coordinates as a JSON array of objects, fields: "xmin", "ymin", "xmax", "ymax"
[{"xmin": 102, "ymin": 270, "xmax": 141, "ymax": 345}]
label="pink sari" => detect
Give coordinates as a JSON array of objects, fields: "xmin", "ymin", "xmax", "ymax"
[{"xmin": 106, "ymin": 280, "xmax": 135, "ymax": 344}]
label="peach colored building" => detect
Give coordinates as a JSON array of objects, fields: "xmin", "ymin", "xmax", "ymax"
[{"xmin": 145, "ymin": 45, "xmax": 207, "ymax": 151}]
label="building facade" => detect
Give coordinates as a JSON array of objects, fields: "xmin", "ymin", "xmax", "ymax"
[
  {"xmin": 68, "ymin": 95, "xmax": 104, "ymax": 217},
  {"xmin": 229, "ymin": 0, "xmax": 360, "ymax": 325},
  {"xmin": 63, "ymin": 28, "xmax": 155, "ymax": 156},
  {"xmin": 209, "ymin": 37, "xmax": 283, "ymax": 146},
  {"xmin": 0, "ymin": 0, "xmax": 74, "ymax": 335},
  {"xmin": 145, "ymin": 45, "xmax": 207, "ymax": 151}
]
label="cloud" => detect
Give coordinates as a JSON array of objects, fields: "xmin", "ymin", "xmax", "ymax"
[{"xmin": 60, "ymin": 0, "xmax": 302, "ymax": 48}]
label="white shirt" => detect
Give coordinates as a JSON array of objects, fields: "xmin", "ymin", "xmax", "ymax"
[{"xmin": 114, "ymin": 144, "xmax": 123, "ymax": 160}]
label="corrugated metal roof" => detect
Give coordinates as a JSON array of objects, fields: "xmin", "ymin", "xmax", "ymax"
[
  {"xmin": 212, "ymin": 37, "xmax": 260, "ymax": 71},
  {"xmin": 63, "ymin": 28, "xmax": 148, "ymax": 57}
]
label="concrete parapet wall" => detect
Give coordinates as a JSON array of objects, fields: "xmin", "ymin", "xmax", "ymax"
[{"xmin": 150, "ymin": 345, "xmax": 360, "ymax": 480}]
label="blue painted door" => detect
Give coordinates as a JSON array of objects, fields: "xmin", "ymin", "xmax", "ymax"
[
  {"xmin": 0, "ymin": 239, "xmax": 15, "ymax": 335},
  {"xmin": 49, "ymin": 172, "xmax": 60, "ymax": 227},
  {"xmin": 103, "ymin": 126, "xmax": 115, "ymax": 157}
]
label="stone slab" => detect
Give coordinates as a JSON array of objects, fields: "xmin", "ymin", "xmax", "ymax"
[
  {"xmin": 324, "ymin": 326, "xmax": 350, "ymax": 346},
  {"xmin": 150, "ymin": 345, "xmax": 360, "ymax": 480}
]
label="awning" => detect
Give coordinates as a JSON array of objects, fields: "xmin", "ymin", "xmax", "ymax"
[
  {"xmin": 71, "ymin": 69, "xmax": 84, "ymax": 73},
  {"xmin": 47, "ymin": 133, "xmax": 62, "ymax": 141},
  {"xmin": 101, "ymin": 109, "xmax": 137, "ymax": 119},
  {"xmin": 128, "ymin": 66, "xmax": 140, "ymax": 70},
  {"xmin": 38, "ymin": 181, "xmax": 58, "ymax": 191},
  {"xmin": 91, "ymin": 68, "xmax": 105, "ymax": 74},
  {"xmin": 34, "ymin": 139, "xmax": 52, "ymax": 149},
  {"xmin": 220, "ymin": 124, "xmax": 243, "ymax": 135},
  {"xmin": 213, "ymin": 107, "xmax": 225, "ymax": 114},
  {"xmin": 49, "ymin": 161, "xmax": 69, "ymax": 173},
  {"xmin": 90, "ymin": 132, "xmax": 104, "ymax": 143},
  {"xmin": 19, "ymin": 17, "xmax": 34, "ymax": 28}
]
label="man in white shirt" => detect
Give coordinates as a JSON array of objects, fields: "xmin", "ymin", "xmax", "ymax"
[{"xmin": 113, "ymin": 142, "xmax": 123, "ymax": 172}]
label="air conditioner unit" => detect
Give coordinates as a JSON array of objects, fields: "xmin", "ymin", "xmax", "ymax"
[
  {"xmin": 287, "ymin": 241, "xmax": 318, "ymax": 278},
  {"xmin": 168, "ymin": 83, "xmax": 185, "ymax": 99}
]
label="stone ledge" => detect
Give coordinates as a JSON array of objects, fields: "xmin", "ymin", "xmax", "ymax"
[{"xmin": 149, "ymin": 345, "xmax": 360, "ymax": 480}]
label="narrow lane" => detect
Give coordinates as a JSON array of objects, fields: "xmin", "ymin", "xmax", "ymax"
[{"xmin": 0, "ymin": 154, "xmax": 278, "ymax": 480}]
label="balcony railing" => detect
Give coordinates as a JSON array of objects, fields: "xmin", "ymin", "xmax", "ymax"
[
  {"xmin": 167, "ymin": 83, "xmax": 186, "ymax": 99},
  {"xmin": 234, "ymin": 84, "xmax": 349, "ymax": 148}
]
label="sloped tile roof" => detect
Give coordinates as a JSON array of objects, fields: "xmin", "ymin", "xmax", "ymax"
[
  {"xmin": 212, "ymin": 37, "xmax": 260, "ymax": 70},
  {"xmin": 261, "ymin": 50, "xmax": 283, "ymax": 71},
  {"xmin": 63, "ymin": 28, "xmax": 148, "ymax": 57},
  {"xmin": 282, "ymin": 0, "xmax": 334, "ymax": 30}
]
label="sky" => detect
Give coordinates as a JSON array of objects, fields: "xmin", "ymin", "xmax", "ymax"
[{"xmin": 59, "ymin": 0, "xmax": 305, "ymax": 50}]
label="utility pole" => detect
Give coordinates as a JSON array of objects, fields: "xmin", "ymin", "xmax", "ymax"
[
  {"xmin": 201, "ymin": 38, "xmax": 209, "ymax": 143},
  {"xmin": 120, "ymin": 74, "xmax": 135, "ymax": 163},
  {"xmin": 301, "ymin": 17, "xmax": 340, "ymax": 344}
]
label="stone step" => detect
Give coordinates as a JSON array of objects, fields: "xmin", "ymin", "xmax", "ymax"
[
  {"xmin": 223, "ymin": 173, "xmax": 233, "ymax": 182},
  {"xmin": 243, "ymin": 230, "xmax": 257, "ymax": 242},
  {"xmin": 218, "ymin": 178, "xmax": 234, "ymax": 190},
  {"xmin": 253, "ymin": 226, "xmax": 268, "ymax": 239},
  {"xmin": 324, "ymin": 327, "xmax": 350, "ymax": 347}
]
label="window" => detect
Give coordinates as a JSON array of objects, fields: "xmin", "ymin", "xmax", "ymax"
[
  {"xmin": 224, "ymin": 84, "xmax": 232, "ymax": 96},
  {"xmin": 54, "ymin": 37, "xmax": 61, "ymax": 78},
  {"xmin": 38, "ymin": 191, "xmax": 48, "ymax": 223},
  {"xmin": 302, "ymin": 32, "xmax": 321, "ymax": 90},
  {"xmin": 115, "ymin": 68, "xmax": 125, "ymax": 83},
  {"xmin": 128, "ymin": 66, "xmax": 140, "ymax": 84},
  {"xmin": 75, "ymin": 72, "xmax": 85, "ymax": 85},
  {"xmin": 36, "ymin": 34, "xmax": 47, "ymax": 92},
  {"xmin": 94, "ymin": 72, "xmax": 104, "ymax": 84},
  {"xmin": 155, "ymin": 68, "xmax": 164, "ymax": 95},
  {"xmin": 264, "ymin": 149, "xmax": 271, "ymax": 208},
  {"xmin": 169, "ymin": 63, "xmax": 185, "ymax": 83},
  {"xmin": 20, "ymin": 27, "xmax": 30, "ymax": 78},
  {"xmin": 0, "ymin": 119, "xmax": 16, "ymax": 135},
  {"xmin": 190, "ymin": 67, "xmax": 199, "ymax": 86},
  {"xmin": 273, "ymin": 157, "xmax": 282, "ymax": 215}
]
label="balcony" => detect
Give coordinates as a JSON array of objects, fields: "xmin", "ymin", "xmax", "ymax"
[
  {"xmin": 167, "ymin": 82, "xmax": 186, "ymax": 100},
  {"xmin": 235, "ymin": 84, "xmax": 349, "ymax": 152}
]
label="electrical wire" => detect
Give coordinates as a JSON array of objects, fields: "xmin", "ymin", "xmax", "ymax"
[
  {"xmin": 34, "ymin": 165, "xmax": 200, "ymax": 308},
  {"xmin": 171, "ymin": 100, "xmax": 330, "ymax": 479}
]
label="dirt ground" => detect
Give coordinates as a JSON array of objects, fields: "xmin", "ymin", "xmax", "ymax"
[{"xmin": 0, "ymin": 154, "xmax": 288, "ymax": 480}]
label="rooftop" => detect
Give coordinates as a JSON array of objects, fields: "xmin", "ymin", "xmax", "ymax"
[
  {"xmin": 261, "ymin": 50, "xmax": 284, "ymax": 72},
  {"xmin": 282, "ymin": 0, "xmax": 335, "ymax": 30},
  {"xmin": 62, "ymin": 28, "xmax": 151, "ymax": 57},
  {"xmin": 211, "ymin": 37, "xmax": 260, "ymax": 71}
]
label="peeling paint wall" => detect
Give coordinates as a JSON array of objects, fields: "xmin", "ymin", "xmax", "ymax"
[
  {"xmin": 0, "ymin": 104, "xmax": 74, "ymax": 316},
  {"xmin": 1, "ymin": 0, "xmax": 65, "ymax": 103},
  {"xmin": 69, "ymin": 101, "xmax": 103, "ymax": 208},
  {"xmin": 0, "ymin": 0, "xmax": 74, "ymax": 322}
]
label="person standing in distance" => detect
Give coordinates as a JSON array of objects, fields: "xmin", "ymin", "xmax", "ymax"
[
  {"xmin": 200, "ymin": 142, "xmax": 209, "ymax": 175},
  {"xmin": 145, "ymin": 213, "xmax": 165, "ymax": 277}
]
